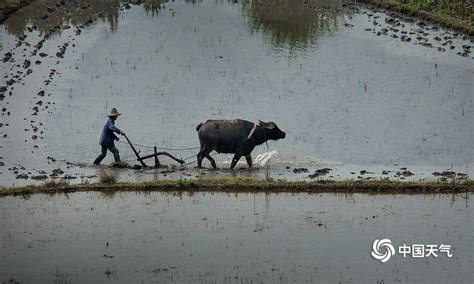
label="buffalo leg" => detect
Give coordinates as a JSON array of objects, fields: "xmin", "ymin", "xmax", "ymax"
[
  {"xmin": 197, "ymin": 149, "xmax": 204, "ymax": 168},
  {"xmin": 230, "ymin": 154, "xmax": 242, "ymax": 169},
  {"xmin": 198, "ymin": 146, "xmax": 216, "ymax": 169},
  {"xmin": 204, "ymin": 152, "xmax": 217, "ymax": 169},
  {"xmin": 245, "ymin": 154, "xmax": 252, "ymax": 168}
]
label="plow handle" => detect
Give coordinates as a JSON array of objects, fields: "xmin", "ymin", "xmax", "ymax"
[{"xmin": 123, "ymin": 134, "xmax": 147, "ymax": 167}]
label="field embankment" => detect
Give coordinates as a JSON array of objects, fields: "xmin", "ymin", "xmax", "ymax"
[
  {"xmin": 360, "ymin": 0, "xmax": 473, "ymax": 35},
  {"xmin": 1, "ymin": 178, "xmax": 473, "ymax": 197},
  {"xmin": 0, "ymin": 0, "xmax": 34, "ymax": 23}
]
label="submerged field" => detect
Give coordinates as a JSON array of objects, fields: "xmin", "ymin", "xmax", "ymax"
[
  {"xmin": 0, "ymin": 1, "xmax": 473, "ymax": 282},
  {"xmin": 1, "ymin": 191, "xmax": 473, "ymax": 283},
  {"xmin": 0, "ymin": 0, "xmax": 473, "ymax": 186}
]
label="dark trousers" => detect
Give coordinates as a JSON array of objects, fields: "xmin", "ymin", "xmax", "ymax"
[{"xmin": 94, "ymin": 145, "xmax": 120, "ymax": 165}]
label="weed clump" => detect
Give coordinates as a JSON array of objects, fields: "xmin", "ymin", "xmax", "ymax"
[
  {"xmin": 176, "ymin": 179, "xmax": 195, "ymax": 187},
  {"xmin": 42, "ymin": 179, "xmax": 68, "ymax": 189},
  {"xmin": 99, "ymin": 170, "xmax": 119, "ymax": 185}
]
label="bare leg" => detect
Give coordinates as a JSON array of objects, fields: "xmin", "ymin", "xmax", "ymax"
[
  {"xmin": 230, "ymin": 154, "xmax": 241, "ymax": 169},
  {"xmin": 245, "ymin": 154, "xmax": 252, "ymax": 168}
]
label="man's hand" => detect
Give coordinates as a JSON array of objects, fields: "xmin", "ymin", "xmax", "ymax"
[{"xmin": 120, "ymin": 131, "xmax": 126, "ymax": 136}]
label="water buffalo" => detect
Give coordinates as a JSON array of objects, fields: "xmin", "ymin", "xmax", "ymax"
[{"xmin": 196, "ymin": 119, "xmax": 286, "ymax": 169}]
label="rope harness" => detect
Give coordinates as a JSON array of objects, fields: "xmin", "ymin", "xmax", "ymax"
[
  {"xmin": 246, "ymin": 122, "xmax": 270, "ymax": 149},
  {"xmin": 247, "ymin": 123, "xmax": 257, "ymax": 140}
]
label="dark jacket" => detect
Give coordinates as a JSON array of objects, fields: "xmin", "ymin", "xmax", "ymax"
[{"xmin": 99, "ymin": 118, "xmax": 121, "ymax": 147}]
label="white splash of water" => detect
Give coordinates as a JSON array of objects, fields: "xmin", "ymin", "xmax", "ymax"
[{"xmin": 254, "ymin": 150, "xmax": 278, "ymax": 167}]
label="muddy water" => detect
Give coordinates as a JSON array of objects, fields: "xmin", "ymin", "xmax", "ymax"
[
  {"xmin": 0, "ymin": 0, "xmax": 473, "ymax": 185},
  {"xmin": 0, "ymin": 192, "xmax": 472, "ymax": 283}
]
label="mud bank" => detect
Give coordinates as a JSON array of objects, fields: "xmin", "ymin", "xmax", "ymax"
[
  {"xmin": 1, "ymin": 178, "xmax": 473, "ymax": 197},
  {"xmin": 0, "ymin": 0, "xmax": 33, "ymax": 23},
  {"xmin": 359, "ymin": 0, "xmax": 473, "ymax": 35}
]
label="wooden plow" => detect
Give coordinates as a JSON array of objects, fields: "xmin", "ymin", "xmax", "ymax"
[{"xmin": 123, "ymin": 134, "xmax": 185, "ymax": 168}]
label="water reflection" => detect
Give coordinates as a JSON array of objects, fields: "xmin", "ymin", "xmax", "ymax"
[
  {"xmin": 142, "ymin": 0, "xmax": 167, "ymax": 16},
  {"xmin": 2, "ymin": 0, "xmax": 354, "ymax": 51},
  {"xmin": 2, "ymin": 0, "xmax": 168, "ymax": 38},
  {"xmin": 3, "ymin": 0, "xmax": 118, "ymax": 37},
  {"xmin": 244, "ymin": 0, "xmax": 354, "ymax": 51}
]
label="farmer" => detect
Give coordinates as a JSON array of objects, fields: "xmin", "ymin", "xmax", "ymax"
[{"xmin": 93, "ymin": 108, "xmax": 126, "ymax": 165}]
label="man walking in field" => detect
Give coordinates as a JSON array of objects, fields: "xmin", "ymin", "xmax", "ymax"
[{"xmin": 93, "ymin": 108, "xmax": 126, "ymax": 165}]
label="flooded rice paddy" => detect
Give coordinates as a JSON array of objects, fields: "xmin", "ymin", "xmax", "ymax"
[
  {"xmin": 1, "ymin": 1, "xmax": 473, "ymax": 282},
  {"xmin": 1, "ymin": 191, "xmax": 472, "ymax": 283},
  {"xmin": 0, "ymin": 0, "xmax": 473, "ymax": 186}
]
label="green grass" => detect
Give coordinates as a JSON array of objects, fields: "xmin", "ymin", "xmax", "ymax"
[
  {"xmin": 464, "ymin": 179, "xmax": 474, "ymax": 186},
  {"xmin": 402, "ymin": 0, "xmax": 436, "ymax": 11},
  {"xmin": 176, "ymin": 178, "xmax": 195, "ymax": 187},
  {"xmin": 389, "ymin": 0, "xmax": 471, "ymax": 15}
]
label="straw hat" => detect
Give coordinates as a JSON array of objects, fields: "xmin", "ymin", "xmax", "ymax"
[{"xmin": 107, "ymin": 108, "xmax": 121, "ymax": 117}]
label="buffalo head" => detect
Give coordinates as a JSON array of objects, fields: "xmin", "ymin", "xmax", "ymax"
[{"xmin": 259, "ymin": 120, "xmax": 286, "ymax": 140}]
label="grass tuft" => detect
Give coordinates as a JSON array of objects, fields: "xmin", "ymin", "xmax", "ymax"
[
  {"xmin": 42, "ymin": 179, "xmax": 69, "ymax": 189},
  {"xmin": 176, "ymin": 179, "xmax": 195, "ymax": 187},
  {"xmin": 99, "ymin": 170, "xmax": 119, "ymax": 185}
]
